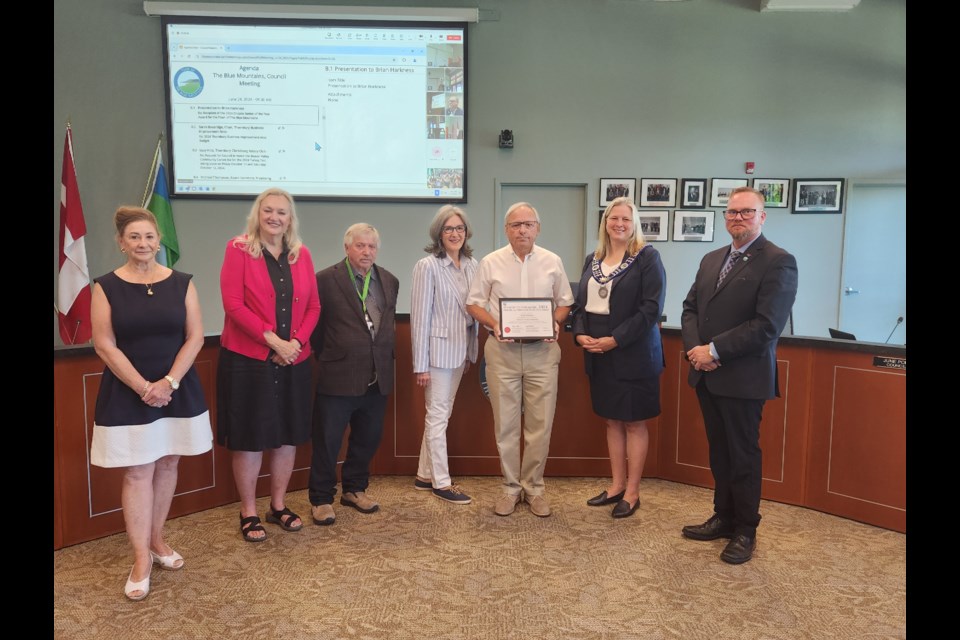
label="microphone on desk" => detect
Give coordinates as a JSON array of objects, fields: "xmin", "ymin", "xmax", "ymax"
[{"xmin": 884, "ymin": 316, "xmax": 903, "ymax": 344}]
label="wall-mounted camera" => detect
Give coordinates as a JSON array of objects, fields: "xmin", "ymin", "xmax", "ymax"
[{"xmin": 498, "ymin": 129, "xmax": 514, "ymax": 149}]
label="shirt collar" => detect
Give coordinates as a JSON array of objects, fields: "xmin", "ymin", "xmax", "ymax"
[{"xmin": 509, "ymin": 244, "xmax": 537, "ymax": 262}]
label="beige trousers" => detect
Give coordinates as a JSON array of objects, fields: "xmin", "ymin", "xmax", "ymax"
[{"xmin": 483, "ymin": 339, "xmax": 561, "ymax": 497}]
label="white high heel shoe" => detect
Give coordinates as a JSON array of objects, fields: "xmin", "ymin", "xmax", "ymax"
[
  {"xmin": 124, "ymin": 566, "xmax": 151, "ymax": 601},
  {"xmin": 150, "ymin": 549, "xmax": 184, "ymax": 571}
]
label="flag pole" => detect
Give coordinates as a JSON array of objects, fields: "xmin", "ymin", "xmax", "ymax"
[{"xmin": 141, "ymin": 133, "xmax": 163, "ymax": 208}]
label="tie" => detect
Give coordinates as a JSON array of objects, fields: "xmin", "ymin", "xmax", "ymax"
[{"xmin": 716, "ymin": 250, "xmax": 742, "ymax": 289}]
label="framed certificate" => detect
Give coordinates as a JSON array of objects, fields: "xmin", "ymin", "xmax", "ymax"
[{"xmin": 499, "ymin": 298, "xmax": 555, "ymax": 340}]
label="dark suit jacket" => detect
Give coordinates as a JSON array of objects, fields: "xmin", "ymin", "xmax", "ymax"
[
  {"xmin": 680, "ymin": 234, "xmax": 798, "ymax": 400},
  {"xmin": 572, "ymin": 245, "xmax": 666, "ymax": 380},
  {"xmin": 312, "ymin": 261, "xmax": 399, "ymax": 396}
]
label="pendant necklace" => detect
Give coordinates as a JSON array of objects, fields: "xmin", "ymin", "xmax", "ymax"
[{"xmin": 592, "ymin": 251, "xmax": 640, "ymax": 298}]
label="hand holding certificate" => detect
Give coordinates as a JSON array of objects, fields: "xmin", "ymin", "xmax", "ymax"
[{"xmin": 499, "ymin": 298, "xmax": 556, "ymax": 340}]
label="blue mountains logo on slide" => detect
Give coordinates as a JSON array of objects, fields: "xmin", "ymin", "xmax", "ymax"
[{"xmin": 174, "ymin": 67, "xmax": 204, "ymax": 98}]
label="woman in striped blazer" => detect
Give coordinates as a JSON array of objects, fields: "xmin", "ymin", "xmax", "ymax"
[{"xmin": 410, "ymin": 205, "xmax": 479, "ymax": 504}]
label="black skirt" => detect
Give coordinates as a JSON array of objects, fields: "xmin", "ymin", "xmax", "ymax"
[
  {"xmin": 584, "ymin": 313, "xmax": 661, "ymax": 422},
  {"xmin": 216, "ymin": 348, "xmax": 313, "ymax": 451}
]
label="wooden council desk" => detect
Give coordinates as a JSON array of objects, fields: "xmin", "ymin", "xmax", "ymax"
[{"xmin": 54, "ymin": 321, "xmax": 905, "ymax": 549}]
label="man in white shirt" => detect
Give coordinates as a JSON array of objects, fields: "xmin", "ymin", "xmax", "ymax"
[{"xmin": 466, "ymin": 202, "xmax": 574, "ymax": 517}]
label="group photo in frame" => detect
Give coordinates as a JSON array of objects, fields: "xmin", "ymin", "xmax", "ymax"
[
  {"xmin": 680, "ymin": 178, "xmax": 707, "ymax": 208},
  {"xmin": 673, "ymin": 210, "xmax": 715, "ymax": 242},
  {"xmin": 599, "ymin": 178, "xmax": 636, "ymax": 207},
  {"xmin": 752, "ymin": 178, "xmax": 790, "ymax": 209},
  {"xmin": 638, "ymin": 210, "xmax": 669, "ymax": 242},
  {"xmin": 710, "ymin": 178, "xmax": 749, "ymax": 208},
  {"xmin": 793, "ymin": 178, "xmax": 844, "ymax": 213},
  {"xmin": 639, "ymin": 178, "xmax": 677, "ymax": 207}
]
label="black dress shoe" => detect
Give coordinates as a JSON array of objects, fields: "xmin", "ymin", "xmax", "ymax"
[
  {"xmin": 681, "ymin": 514, "xmax": 735, "ymax": 541},
  {"xmin": 611, "ymin": 498, "xmax": 640, "ymax": 519},
  {"xmin": 720, "ymin": 534, "xmax": 756, "ymax": 564},
  {"xmin": 587, "ymin": 490, "xmax": 625, "ymax": 506}
]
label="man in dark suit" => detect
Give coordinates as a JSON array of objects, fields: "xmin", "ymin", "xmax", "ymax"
[
  {"xmin": 308, "ymin": 223, "xmax": 399, "ymax": 526},
  {"xmin": 680, "ymin": 187, "xmax": 798, "ymax": 564}
]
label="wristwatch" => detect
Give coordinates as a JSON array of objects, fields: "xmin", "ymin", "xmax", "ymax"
[{"xmin": 164, "ymin": 375, "xmax": 180, "ymax": 391}]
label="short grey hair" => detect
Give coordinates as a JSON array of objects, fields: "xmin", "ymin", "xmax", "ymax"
[
  {"xmin": 424, "ymin": 204, "xmax": 474, "ymax": 258},
  {"xmin": 504, "ymin": 202, "xmax": 540, "ymax": 225},
  {"xmin": 343, "ymin": 223, "xmax": 380, "ymax": 248}
]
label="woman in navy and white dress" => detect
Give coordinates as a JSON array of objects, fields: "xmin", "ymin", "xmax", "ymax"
[
  {"xmin": 90, "ymin": 206, "xmax": 212, "ymax": 601},
  {"xmin": 410, "ymin": 205, "xmax": 479, "ymax": 504}
]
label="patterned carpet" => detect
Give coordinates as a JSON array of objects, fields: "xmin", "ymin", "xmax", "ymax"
[{"xmin": 53, "ymin": 477, "xmax": 906, "ymax": 639}]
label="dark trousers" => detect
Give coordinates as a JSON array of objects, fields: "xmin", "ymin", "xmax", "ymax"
[
  {"xmin": 308, "ymin": 386, "xmax": 387, "ymax": 506},
  {"xmin": 695, "ymin": 379, "xmax": 765, "ymax": 537}
]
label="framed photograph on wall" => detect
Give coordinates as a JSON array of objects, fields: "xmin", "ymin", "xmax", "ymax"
[
  {"xmin": 673, "ymin": 210, "xmax": 715, "ymax": 242},
  {"xmin": 638, "ymin": 210, "xmax": 669, "ymax": 242},
  {"xmin": 793, "ymin": 178, "xmax": 844, "ymax": 213},
  {"xmin": 710, "ymin": 178, "xmax": 749, "ymax": 208},
  {"xmin": 680, "ymin": 179, "xmax": 707, "ymax": 208},
  {"xmin": 639, "ymin": 178, "xmax": 677, "ymax": 207},
  {"xmin": 752, "ymin": 178, "xmax": 790, "ymax": 209},
  {"xmin": 599, "ymin": 178, "xmax": 636, "ymax": 207}
]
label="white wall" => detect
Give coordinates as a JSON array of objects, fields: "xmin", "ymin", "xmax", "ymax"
[{"xmin": 53, "ymin": 0, "xmax": 906, "ymax": 342}]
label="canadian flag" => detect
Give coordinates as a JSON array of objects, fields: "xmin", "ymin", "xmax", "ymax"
[{"xmin": 57, "ymin": 125, "xmax": 92, "ymax": 344}]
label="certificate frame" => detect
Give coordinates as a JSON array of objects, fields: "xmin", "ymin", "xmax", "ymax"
[{"xmin": 499, "ymin": 298, "xmax": 555, "ymax": 340}]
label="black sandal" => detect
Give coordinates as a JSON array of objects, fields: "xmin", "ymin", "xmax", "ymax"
[
  {"xmin": 266, "ymin": 504, "xmax": 303, "ymax": 532},
  {"xmin": 240, "ymin": 514, "xmax": 267, "ymax": 542}
]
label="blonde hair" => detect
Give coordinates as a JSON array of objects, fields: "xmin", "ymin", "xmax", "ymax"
[
  {"xmin": 233, "ymin": 187, "xmax": 303, "ymax": 263},
  {"xmin": 594, "ymin": 197, "xmax": 646, "ymax": 260}
]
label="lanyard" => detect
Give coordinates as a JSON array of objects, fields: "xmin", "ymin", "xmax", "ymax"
[{"xmin": 345, "ymin": 258, "xmax": 372, "ymax": 313}]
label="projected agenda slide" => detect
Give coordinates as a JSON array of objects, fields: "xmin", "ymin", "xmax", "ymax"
[{"xmin": 164, "ymin": 21, "xmax": 466, "ymax": 201}]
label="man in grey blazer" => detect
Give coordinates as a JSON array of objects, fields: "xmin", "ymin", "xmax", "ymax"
[
  {"xmin": 680, "ymin": 187, "xmax": 798, "ymax": 564},
  {"xmin": 308, "ymin": 223, "xmax": 400, "ymax": 526}
]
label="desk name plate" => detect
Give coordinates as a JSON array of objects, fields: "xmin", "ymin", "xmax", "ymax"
[{"xmin": 873, "ymin": 356, "xmax": 906, "ymax": 371}]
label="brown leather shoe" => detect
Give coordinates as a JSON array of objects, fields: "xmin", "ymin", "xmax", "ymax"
[
  {"xmin": 311, "ymin": 504, "xmax": 336, "ymax": 526},
  {"xmin": 340, "ymin": 491, "xmax": 380, "ymax": 514}
]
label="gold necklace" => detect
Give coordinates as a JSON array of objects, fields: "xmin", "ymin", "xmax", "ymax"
[{"xmin": 126, "ymin": 264, "xmax": 158, "ymax": 296}]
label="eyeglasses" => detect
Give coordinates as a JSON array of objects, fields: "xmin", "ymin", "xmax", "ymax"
[
  {"xmin": 441, "ymin": 225, "xmax": 466, "ymax": 235},
  {"xmin": 723, "ymin": 208, "xmax": 759, "ymax": 219},
  {"xmin": 506, "ymin": 221, "xmax": 538, "ymax": 230}
]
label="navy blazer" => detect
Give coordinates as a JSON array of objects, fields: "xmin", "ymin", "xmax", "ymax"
[
  {"xmin": 311, "ymin": 261, "xmax": 399, "ymax": 396},
  {"xmin": 572, "ymin": 245, "xmax": 666, "ymax": 380},
  {"xmin": 680, "ymin": 234, "xmax": 798, "ymax": 400}
]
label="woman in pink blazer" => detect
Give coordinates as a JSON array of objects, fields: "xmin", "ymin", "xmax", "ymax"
[{"xmin": 218, "ymin": 187, "xmax": 320, "ymax": 542}]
